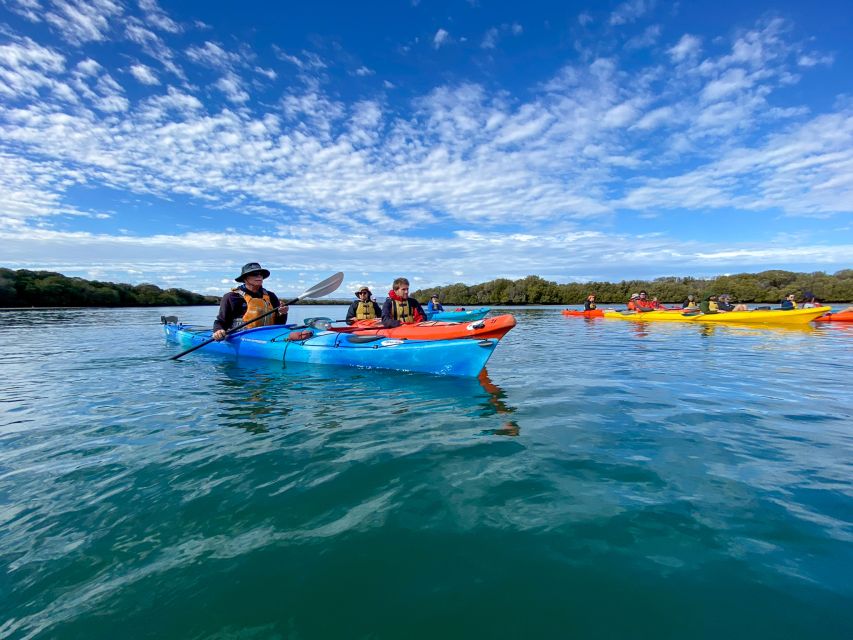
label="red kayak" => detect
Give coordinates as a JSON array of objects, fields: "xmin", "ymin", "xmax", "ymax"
[
  {"xmin": 343, "ymin": 314, "xmax": 516, "ymax": 340},
  {"xmin": 813, "ymin": 310, "xmax": 853, "ymax": 322},
  {"xmin": 561, "ymin": 309, "xmax": 604, "ymax": 318}
]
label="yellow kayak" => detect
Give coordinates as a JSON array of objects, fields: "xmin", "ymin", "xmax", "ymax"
[{"xmin": 603, "ymin": 306, "xmax": 832, "ymax": 325}]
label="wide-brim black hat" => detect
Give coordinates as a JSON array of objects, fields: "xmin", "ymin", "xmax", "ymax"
[{"xmin": 235, "ymin": 262, "xmax": 271, "ymax": 282}]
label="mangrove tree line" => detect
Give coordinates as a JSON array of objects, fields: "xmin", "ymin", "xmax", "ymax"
[
  {"xmin": 0, "ymin": 269, "xmax": 220, "ymax": 307},
  {"xmin": 411, "ymin": 270, "xmax": 853, "ymax": 305}
]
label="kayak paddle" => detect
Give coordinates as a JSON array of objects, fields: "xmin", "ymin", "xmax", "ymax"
[{"xmin": 169, "ymin": 271, "xmax": 344, "ymax": 360}]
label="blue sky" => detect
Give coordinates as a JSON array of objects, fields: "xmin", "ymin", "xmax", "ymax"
[{"xmin": 1, "ymin": 0, "xmax": 851, "ymax": 297}]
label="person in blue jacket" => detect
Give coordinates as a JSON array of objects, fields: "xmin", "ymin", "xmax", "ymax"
[
  {"xmin": 780, "ymin": 294, "xmax": 798, "ymax": 310},
  {"xmin": 426, "ymin": 294, "xmax": 444, "ymax": 314}
]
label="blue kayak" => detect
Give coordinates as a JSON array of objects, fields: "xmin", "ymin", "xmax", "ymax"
[
  {"xmin": 426, "ymin": 307, "xmax": 490, "ymax": 322},
  {"xmin": 163, "ymin": 322, "xmax": 499, "ymax": 377}
]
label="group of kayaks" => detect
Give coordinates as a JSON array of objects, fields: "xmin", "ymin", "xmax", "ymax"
[
  {"xmin": 163, "ymin": 307, "xmax": 507, "ymax": 378},
  {"xmin": 562, "ymin": 305, "xmax": 849, "ymax": 325},
  {"xmin": 163, "ymin": 297, "xmax": 850, "ymax": 377}
]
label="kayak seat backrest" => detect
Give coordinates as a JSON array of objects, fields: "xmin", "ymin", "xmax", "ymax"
[{"xmin": 161, "ymin": 315, "xmax": 179, "ymax": 324}]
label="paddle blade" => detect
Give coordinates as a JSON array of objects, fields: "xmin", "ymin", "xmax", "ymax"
[{"xmin": 285, "ymin": 271, "xmax": 344, "ymax": 305}]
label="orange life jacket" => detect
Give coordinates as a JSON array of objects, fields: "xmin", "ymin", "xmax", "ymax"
[{"xmin": 233, "ymin": 288, "xmax": 274, "ymax": 329}]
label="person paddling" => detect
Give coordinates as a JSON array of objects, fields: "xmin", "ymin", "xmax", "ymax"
[
  {"xmin": 699, "ymin": 294, "xmax": 719, "ymax": 314},
  {"xmin": 346, "ymin": 286, "xmax": 381, "ymax": 324},
  {"xmin": 635, "ymin": 290, "xmax": 656, "ymax": 311},
  {"xmin": 427, "ymin": 294, "xmax": 444, "ymax": 314},
  {"xmin": 213, "ymin": 262, "xmax": 289, "ymax": 341},
  {"xmin": 584, "ymin": 294, "xmax": 597, "ymax": 311},
  {"xmin": 627, "ymin": 293, "xmax": 640, "ymax": 311},
  {"xmin": 718, "ymin": 294, "xmax": 748, "ymax": 312},
  {"xmin": 382, "ymin": 277, "xmax": 427, "ymax": 328}
]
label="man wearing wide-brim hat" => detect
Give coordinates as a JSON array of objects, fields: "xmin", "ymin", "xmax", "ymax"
[
  {"xmin": 345, "ymin": 285, "xmax": 381, "ymax": 325},
  {"xmin": 213, "ymin": 262, "xmax": 289, "ymax": 340}
]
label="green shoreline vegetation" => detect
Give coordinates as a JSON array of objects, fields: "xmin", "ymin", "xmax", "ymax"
[
  {"xmin": 0, "ymin": 268, "xmax": 219, "ymax": 308},
  {"xmin": 2, "ymin": 268, "xmax": 851, "ymax": 309},
  {"xmin": 412, "ymin": 270, "xmax": 853, "ymax": 306}
]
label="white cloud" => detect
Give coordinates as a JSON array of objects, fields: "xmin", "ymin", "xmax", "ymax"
[
  {"xmin": 798, "ymin": 53, "xmax": 834, "ymax": 68},
  {"xmin": 138, "ymin": 0, "xmax": 181, "ymax": 34},
  {"xmin": 186, "ymin": 41, "xmax": 244, "ymax": 70},
  {"xmin": 482, "ymin": 23, "xmax": 524, "ymax": 49},
  {"xmin": 433, "ymin": 29, "xmax": 450, "ymax": 49},
  {"xmin": 668, "ymin": 34, "xmax": 701, "ymax": 62},
  {"xmin": 481, "ymin": 28, "xmax": 499, "ymax": 50},
  {"xmin": 0, "ymin": 38, "xmax": 66, "ymax": 99},
  {"xmin": 626, "ymin": 24, "xmax": 661, "ymax": 50},
  {"xmin": 5, "ymin": 223, "xmax": 849, "ymax": 295},
  {"xmin": 602, "ymin": 102, "xmax": 638, "ymax": 128},
  {"xmin": 701, "ymin": 68, "xmax": 751, "ymax": 102},
  {"xmin": 124, "ymin": 19, "xmax": 185, "ymax": 80},
  {"xmin": 44, "ymin": 0, "xmax": 124, "ymax": 45},
  {"xmin": 6, "ymin": 0, "xmax": 43, "ymax": 22},
  {"xmin": 353, "ymin": 66, "xmax": 375, "ymax": 77},
  {"xmin": 254, "ymin": 66, "xmax": 277, "ymax": 80},
  {"xmin": 0, "ymin": 6, "xmax": 850, "ymax": 290},
  {"xmin": 610, "ymin": 0, "xmax": 655, "ymax": 26},
  {"xmin": 633, "ymin": 105, "xmax": 674, "ymax": 130}
]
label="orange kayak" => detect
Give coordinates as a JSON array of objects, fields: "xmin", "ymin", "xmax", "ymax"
[
  {"xmin": 561, "ymin": 309, "xmax": 604, "ymax": 318},
  {"xmin": 813, "ymin": 310, "xmax": 853, "ymax": 322},
  {"xmin": 344, "ymin": 314, "xmax": 517, "ymax": 340}
]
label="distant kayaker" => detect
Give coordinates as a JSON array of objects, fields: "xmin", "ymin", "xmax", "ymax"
[
  {"xmin": 213, "ymin": 262, "xmax": 289, "ymax": 340},
  {"xmin": 584, "ymin": 294, "xmax": 597, "ymax": 311},
  {"xmin": 718, "ymin": 294, "xmax": 749, "ymax": 312},
  {"xmin": 682, "ymin": 295, "xmax": 699, "ymax": 310},
  {"xmin": 627, "ymin": 293, "xmax": 640, "ymax": 311},
  {"xmin": 346, "ymin": 286, "xmax": 381, "ymax": 324},
  {"xmin": 699, "ymin": 294, "xmax": 719, "ymax": 314},
  {"xmin": 427, "ymin": 294, "xmax": 444, "ymax": 314},
  {"xmin": 382, "ymin": 277, "xmax": 427, "ymax": 328},
  {"xmin": 802, "ymin": 296, "xmax": 822, "ymax": 308},
  {"xmin": 635, "ymin": 291, "xmax": 656, "ymax": 311},
  {"xmin": 780, "ymin": 294, "xmax": 798, "ymax": 310}
]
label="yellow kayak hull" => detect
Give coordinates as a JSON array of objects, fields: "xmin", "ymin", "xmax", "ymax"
[{"xmin": 603, "ymin": 306, "xmax": 832, "ymax": 325}]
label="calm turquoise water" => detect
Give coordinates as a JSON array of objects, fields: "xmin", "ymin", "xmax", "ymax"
[{"xmin": 1, "ymin": 305, "xmax": 851, "ymax": 639}]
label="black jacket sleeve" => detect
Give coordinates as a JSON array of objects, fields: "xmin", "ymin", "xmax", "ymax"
[
  {"xmin": 345, "ymin": 301, "xmax": 359, "ymax": 323},
  {"xmin": 381, "ymin": 298, "xmax": 399, "ymax": 328},
  {"xmin": 213, "ymin": 292, "xmax": 240, "ymax": 332}
]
